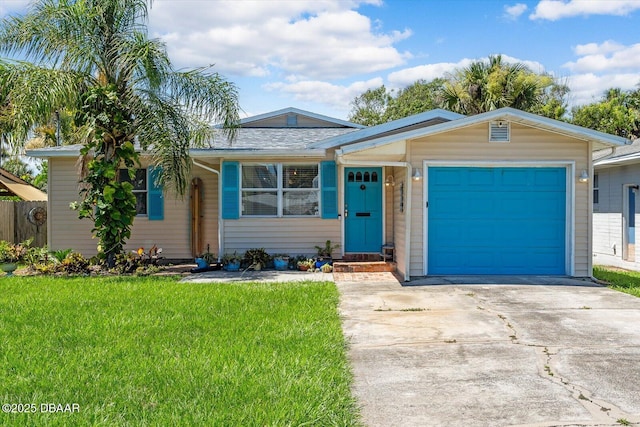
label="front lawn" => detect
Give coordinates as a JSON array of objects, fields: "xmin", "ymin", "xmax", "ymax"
[
  {"xmin": 0, "ymin": 276, "xmax": 360, "ymax": 426},
  {"xmin": 593, "ymin": 266, "xmax": 640, "ymax": 298}
]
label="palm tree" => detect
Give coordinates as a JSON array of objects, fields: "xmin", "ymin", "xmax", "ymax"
[
  {"xmin": 441, "ymin": 55, "xmax": 563, "ymax": 117},
  {"xmin": 0, "ymin": 0, "xmax": 240, "ymax": 264}
]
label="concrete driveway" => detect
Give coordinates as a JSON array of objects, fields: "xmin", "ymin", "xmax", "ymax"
[{"xmin": 336, "ymin": 275, "xmax": 640, "ymax": 427}]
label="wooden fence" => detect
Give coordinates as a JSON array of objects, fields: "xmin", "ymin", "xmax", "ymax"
[{"xmin": 0, "ymin": 201, "xmax": 47, "ymax": 247}]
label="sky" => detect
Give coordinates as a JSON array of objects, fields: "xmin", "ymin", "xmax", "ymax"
[{"xmin": 2, "ymin": 0, "xmax": 640, "ymax": 121}]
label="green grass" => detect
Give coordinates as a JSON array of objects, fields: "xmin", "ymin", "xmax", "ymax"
[
  {"xmin": 593, "ymin": 266, "xmax": 640, "ymax": 298},
  {"xmin": 0, "ymin": 276, "xmax": 360, "ymax": 426}
]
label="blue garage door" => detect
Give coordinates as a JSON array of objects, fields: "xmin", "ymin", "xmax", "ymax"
[{"xmin": 428, "ymin": 167, "xmax": 566, "ymax": 275}]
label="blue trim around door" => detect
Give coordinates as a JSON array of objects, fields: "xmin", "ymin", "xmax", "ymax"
[
  {"xmin": 428, "ymin": 166, "xmax": 566, "ymax": 275},
  {"xmin": 344, "ymin": 167, "xmax": 383, "ymax": 252}
]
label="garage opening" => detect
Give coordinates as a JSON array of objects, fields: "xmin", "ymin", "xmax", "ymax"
[{"xmin": 427, "ymin": 166, "xmax": 567, "ymax": 275}]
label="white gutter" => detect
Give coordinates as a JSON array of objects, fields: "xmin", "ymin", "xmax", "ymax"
[
  {"xmin": 335, "ymin": 155, "xmax": 412, "ymax": 282},
  {"xmin": 191, "ymin": 149, "xmax": 326, "ymax": 158},
  {"xmin": 192, "ymin": 160, "xmax": 223, "ymax": 263}
]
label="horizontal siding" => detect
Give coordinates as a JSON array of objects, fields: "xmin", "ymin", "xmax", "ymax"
[
  {"xmin": 593, "ymin": 164, "xmax": 640, "ymax": 271},
  {"xmin": 222, "ymin": 217, "xmax": 340, "ymax": 257},
  {"xmin": 48, "ymin": 158, "xmax": 96, "ymax": 255},
  {"xmin": 392, "ymin": 166, "xmax": 408, "ymax": 278},
  {"xmin": 409, "ymin": 123, "xmax": 590, "ymax": 277},
  {"xmin": 48, "ymin": 158, "xmax": 221, "ymax": 259}
]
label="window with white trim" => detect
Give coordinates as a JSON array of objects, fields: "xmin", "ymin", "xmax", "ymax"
[
  {"xmin": 119, "ymin": 169, "xmax": 148, "ymax": 215},
  {"xmin": 241, "ymin": 163, "xmax": 319, "ymax": 216}
]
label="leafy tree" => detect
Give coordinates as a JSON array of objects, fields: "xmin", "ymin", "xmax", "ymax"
[
  {"xmin": 348, "ymin": 80, "xmax": 446, "ymax": 126},
  {"xmin": 2, "ymin": 157, "xmax": 31, "ymax": 179},
  {"xmin": 0, "ymin": 0, "xmax": 240, "ymax": 266},
  {"xmin": 571, "ymin": 88, "xmax": 640, "ymax": 139},
  {"xmin": 442, "ymin": 55, "xmax": 566, "ymax": 117},
  {"xmin": 384, "ymin": 79, "xmax": 446, "ymax": 122},
  {"xmin": 348, "ymin": 85, "xmax": 392, "ymax": 126},
  {"xmin": 348, "ymin": 56, "xmax": 568, "ymax": 126}
]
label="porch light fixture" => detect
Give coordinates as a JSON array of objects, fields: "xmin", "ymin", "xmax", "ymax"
[
  {"xmin": 385, "ymin": 175, "xmax": 395, "ymax": 187},
  {"xmin": 412, "ymin": 168, "xmax": 422, "ymax": 181},
  {"xmin": 578, "ymin": 170, "xmax": 589, "ymax": 183}
]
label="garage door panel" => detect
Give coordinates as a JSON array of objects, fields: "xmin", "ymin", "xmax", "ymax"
[{"xmin": 428, "ymin": 167, "xmax": 566, "ymax": 275}]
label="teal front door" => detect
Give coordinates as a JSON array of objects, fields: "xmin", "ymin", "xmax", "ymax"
[{"xmin": 345, "ymin": 167, "xmax": 383, "ymax": 252}]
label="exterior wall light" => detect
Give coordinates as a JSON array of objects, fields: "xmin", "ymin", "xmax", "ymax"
[
  {"xmin": 578, "ymin": 170, "xmax": 589, "ymax": 183},
  {"xmin": 385, "ymin": 175, "xmax": 395, "ymax": 187},
  {"xmin": 412, "ymin": 168, "xmax": 422, "ymax": 181}
]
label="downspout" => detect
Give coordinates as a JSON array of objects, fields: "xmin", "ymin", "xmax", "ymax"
[
  {"xmin": 335, "ymin": 153, "xmax": 412, "ymax": 282},
  {"xmin": 192, "ymin": 160, "xmax": 223, "ymax": 262}
]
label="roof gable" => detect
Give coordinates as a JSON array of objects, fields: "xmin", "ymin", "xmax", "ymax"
[
  {"xmin": 338, "ymin": 107, "xmax": 630, "ymax": 156},
  {"xmin": 238, "ymin": 107, "xmax": 365, "ymax": 129}
]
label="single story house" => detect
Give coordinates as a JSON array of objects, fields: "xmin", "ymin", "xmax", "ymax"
[
  {"xmin": 593, "ymin": 138, "xmax": 640, "ymax": 270},
  {"xmin": 28, "ymin": 107, "xmax": 628, "ymax": 280}
]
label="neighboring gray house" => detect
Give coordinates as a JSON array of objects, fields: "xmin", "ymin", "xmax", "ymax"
[
  {"xmin": 29, "ymin": 107, "xmax": 627, "ymax": 280},
  {"xmin": 593, "ymin": 138, "xmax": 640, "ymax": 269}
]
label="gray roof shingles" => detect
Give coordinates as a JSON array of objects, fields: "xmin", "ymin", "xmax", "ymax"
[{"xmin": 209, "ymin": 128, "xmax": 359, "ymax": 150}]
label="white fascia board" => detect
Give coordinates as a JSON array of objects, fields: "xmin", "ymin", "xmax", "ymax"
[
  {"xmin": 594, "ymin": 152, "xmax": 640, "ymax": 167},
  {"xmin": 339, "ymin": 107, "xmax": 629, "ymax": 156},
  {"xmin": 190, "ymin": 148, "xmax": 327, "ymax": 159},
  {"xmin": 26, "ymin": 146, "xmax": 82, "ymax": 158},
  {"xmin": 310, "ymin": 108, "xmax": 465, "ymax": 149},
  {"xmin": 496, "ymin": 108, "xmax": 629, "ymax": 147}
]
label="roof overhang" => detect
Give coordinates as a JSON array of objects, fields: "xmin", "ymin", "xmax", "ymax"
[
  {"xmin": 26, "ymin": 144, "xmax": 83, "ymax": 158},
  {"xmin": 311, "ymin": 108, "xmax": 464, "ymax": 149},
  {"xmin": 0, "ymin": 169, "xmax": 47, "ymax": 200},
  {"xmin": 27, "ymin": 146, "xmax": 327, "ymax": 160},
  {"xmin": 594, "ymin": 152, "xmax": 640, "ymax": 168},
  {"xmin": 336, "ymin": 107, "xmax": 630, "ymax": 157},
  {"xmin": 190, "ymin": 148, "xmax": 327, "ymax": 159}
]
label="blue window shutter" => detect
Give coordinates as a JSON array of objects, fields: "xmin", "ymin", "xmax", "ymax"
[
  {"xmin": 321, "ymin": 161, "xmax": 338, "ymax": 219},
  {"xmin": 148, "ymin": 166, "xmax": 164, "ymax": 221},
  {"xmin": 222, "ymin": 161, "xmax": 240, "ymax": 219}
]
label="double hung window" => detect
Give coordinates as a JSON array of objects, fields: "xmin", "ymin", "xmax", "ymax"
[
  {"xmin": 119, "ymin": 169, "xmax": 148, "ymax": 216},
  {"xmin": 241, "ymin": 163, "xmax": 319, "ymax": 217}
]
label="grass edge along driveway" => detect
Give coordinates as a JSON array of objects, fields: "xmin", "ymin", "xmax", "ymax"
[
  {"xmin": 0, "ymin": 276, "xmax": 361, "ymax": 426},
  {"xmin": 594, "ymin": 266, "xmax": 640, "ymax": 298}
]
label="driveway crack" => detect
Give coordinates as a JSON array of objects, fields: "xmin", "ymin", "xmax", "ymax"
[
  {"xmin": 472, "ymin": 297, "xmax": 640, "ymax": 426},
  {"xmin": 536, "ymin": 346, "xmax": 640, "ymax": 426}
]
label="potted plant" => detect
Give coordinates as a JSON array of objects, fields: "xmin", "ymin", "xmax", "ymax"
[
  {"xmin": 314, "ymin": 240, "xmax": 339, "ymax": 268},
  {"xmin": 243, "ymin": 248, "xmax": 271, "ymax": 271},
  {"xmin": 0, "ymin": 240, "xmax": 28, "ymax": 276},
  {"xmin": 321, "ymin": 263, "xmax": 333, "ymax": 273},
  {"xmin": 222, "ymin": 251, "xmax": 243, "ymax": 271},
  {"xmin": 273, "ymin": 253, "xmax": 290, "ymax": 271},
  {"xmin": 297, "ymin": 258, "xmax": 315, "ymax": 271}
]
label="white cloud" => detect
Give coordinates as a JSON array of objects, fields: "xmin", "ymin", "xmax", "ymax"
[
  {"xmin": 148, "ymin": 0, "xmax": 410, "ymax": 79},
  {"xmin": 387, "ymin": 54, "xmax": 547, "ymax": 88},
  {"xmin": 566, "ymin": 72, "xmax": 640, "ymax": 106},
  {"xmin": 530, "ymin": 0, "xmax": 640, "ymax": 21},
  {"xmin": 387, "ymin": 60, "xmax": 471, "ymax": 87},
  {"xmin": 564, "ymin": 41, "xmax": 640, "ymax": 73},
  {"xmin": 504, "ymin": 3, "xmax": 528, "ymax": 20},
  {"xmin": 265, "ymin": 77, "xmax": 384, "ymax": 113}
]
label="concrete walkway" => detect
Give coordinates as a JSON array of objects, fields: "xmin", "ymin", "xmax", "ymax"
[
  {"xmin": 180, "ymin": 268, "xmax": 331, "ymax": 283},
  {"xmin": 337, "ymin": 275, "xmax": 640, "ymax": 427}
]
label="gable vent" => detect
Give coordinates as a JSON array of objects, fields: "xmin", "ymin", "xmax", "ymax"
[
  {"xmin": 489, "ymin": 121, "xmax": 510, "ymax": 142},
  {"xmin": 286, "ymin": 113, "xmax": 298, "ymax": 127}
]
